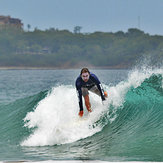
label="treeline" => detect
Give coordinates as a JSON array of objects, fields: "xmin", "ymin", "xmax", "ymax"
[{"xmin": 0, "ymin": 25, "xmax": 163, "ymax": 68}]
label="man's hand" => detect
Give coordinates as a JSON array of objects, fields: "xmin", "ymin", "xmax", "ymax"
[
  {"xmin": 79, "ymin": 110, "xmax": 83, "ymax": 117},
  {"xmin": 104, "ymin": 91, "xmax": 108, "ymax": 98}
]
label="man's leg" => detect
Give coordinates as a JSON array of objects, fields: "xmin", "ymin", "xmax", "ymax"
[
  {"xmin": 89, "ymin": 85, "xmax": 101, "ymax": 96},
  {"xmin": 81, "ymin": 88, "xmax": 92, "ymax": 112},
  {"xmin": 90, "ymin": 85, "xmax": 108, "ymax": 98}
]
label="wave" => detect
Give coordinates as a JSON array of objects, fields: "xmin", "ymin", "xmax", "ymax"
[
  {"xmin": 0, "ymin": 67, "xmax": 162, "ymax": 159},
  {"xmin": 99, "ymin": 68, "xmax": 163, "ymax": 161},
  {"xmin": 20, "ymin": 68, "xmax": 163, "ymax": 149}
]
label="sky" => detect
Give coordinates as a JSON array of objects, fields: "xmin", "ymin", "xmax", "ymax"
[{"xmin": 0, "ymin": 0, "xmax": 163, "ymax": 35}]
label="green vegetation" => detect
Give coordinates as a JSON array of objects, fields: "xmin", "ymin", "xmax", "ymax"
[{"xmin": 0, "ymin": 25, "xmax": 163, "ymax": 68}]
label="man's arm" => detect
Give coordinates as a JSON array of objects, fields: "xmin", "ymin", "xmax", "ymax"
[
  {"xmin": 90, "ymin": 74, "xmax": 105, "ymax": 101},
  {"xmin": 75, "ymin": 78, "xmax": 84, "ymax": 111}
]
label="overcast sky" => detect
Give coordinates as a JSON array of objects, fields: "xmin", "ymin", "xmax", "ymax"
[{"xmin": 0, "ymin": 0, "xmax": 163, "ymax": 35}]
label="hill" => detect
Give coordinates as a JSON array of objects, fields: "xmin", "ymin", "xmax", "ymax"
[{"xmin": 0, "ymin": 25, "xmax": 162, "ymax": 69}]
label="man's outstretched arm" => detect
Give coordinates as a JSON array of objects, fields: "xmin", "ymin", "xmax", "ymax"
[{"xmin": 91, "ymin": 74, "xmax": 106, "ymax": 101}]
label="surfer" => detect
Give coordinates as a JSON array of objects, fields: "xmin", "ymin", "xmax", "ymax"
[{"xmin": 76, "ymin": 68, "xmax": 108, "ymax": 117}]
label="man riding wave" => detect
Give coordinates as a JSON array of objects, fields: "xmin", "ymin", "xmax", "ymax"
[{"xmin": 76, "ymin": 68, "xmax": 108, "ymax": 117}]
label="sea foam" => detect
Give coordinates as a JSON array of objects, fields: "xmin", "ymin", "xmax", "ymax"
[{"xmin": 21, "ymin": 85, "xmax": 106, "ymax": 146}]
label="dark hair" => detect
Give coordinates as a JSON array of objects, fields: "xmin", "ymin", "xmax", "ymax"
[{"xmin": 80, "ymin": 68, "xmax": 90, "ymax": 75}]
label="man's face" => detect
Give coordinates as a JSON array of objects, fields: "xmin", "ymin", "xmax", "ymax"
[{"xmin": 81, "ymin": 72, "xmax": 90, "ymax": 82}]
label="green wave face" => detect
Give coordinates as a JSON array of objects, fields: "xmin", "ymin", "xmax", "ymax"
[
  {"xmin": 100, "ymin": 74, "xmax": 163, "ymax": 161},
  {"xmin": 0, "ymin": 90, "xmax": 48, "ymax": 145}
]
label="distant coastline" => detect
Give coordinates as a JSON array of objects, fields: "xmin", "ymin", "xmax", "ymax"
[
  {"xmin": 0, "ymin": 24, "xmax": 162, "ymax": 69},
  {"xmin": 0, "ymin": 65, "xmax": 129, "ymax": 70}
]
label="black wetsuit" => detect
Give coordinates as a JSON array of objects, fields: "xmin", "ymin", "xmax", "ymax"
[{"xmin": 75, "ymin": 73, "xmax": 105, "ymax": 111}]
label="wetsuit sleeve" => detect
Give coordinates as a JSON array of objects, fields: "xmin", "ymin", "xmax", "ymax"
[
  {"xmin": 75, "ymin": 78, "xmax": 83, "ymax": 111},
  {"xmin": 91, "ymin": 74, "xmax": 106, "ymax": 101}
]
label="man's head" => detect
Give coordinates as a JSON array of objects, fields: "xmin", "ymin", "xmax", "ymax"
[{"xmin": 80, "ymin": 68, "xmax": 90, "ymax": 82}]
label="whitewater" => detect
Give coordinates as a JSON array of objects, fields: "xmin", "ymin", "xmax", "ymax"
[
  {"xmin": 21, "ymin": 85, "xmax": 106, "ymax": 146},
  {"xmin": 0, "ymin": 67, "xmax": 163, "ymax": 162}
]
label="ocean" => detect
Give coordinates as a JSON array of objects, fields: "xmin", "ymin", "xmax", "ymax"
[{"xmin": 0, "ymin": 68, "xmax": 163, "ymax": 162}]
